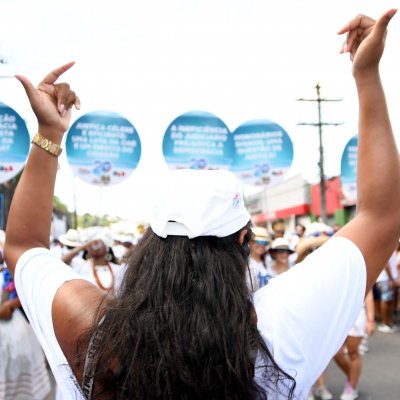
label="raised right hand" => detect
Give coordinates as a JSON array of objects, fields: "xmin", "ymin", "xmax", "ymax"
[{"xmin": 338, "ymin": 9, "xmax": 397, "ymax": 76}]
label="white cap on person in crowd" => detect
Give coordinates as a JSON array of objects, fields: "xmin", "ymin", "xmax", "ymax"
[
  {"xmin": 304, "ymin": 222, "xmax": 333, "ymax": 237},
  {"xmin": 58, "ymin": 229, "xmax": 82, "ymax": 247},
  {"xmin": 150, "ymin": 169, "xmax": 251, "ymax": 239},
  {"xmin": 251, "ymin": 226, "xmax": 270, "ymax": 245},
  {"xmin": 269, "ymin": 237, "xmax": 294, "ymax": 254},
  {"xmin": 80, "ymin": 226, "xmax": 113, "ymax": 248},
  {"xmin": 113, "ymin": 234, "xmax": 137, "ymax": 245}
]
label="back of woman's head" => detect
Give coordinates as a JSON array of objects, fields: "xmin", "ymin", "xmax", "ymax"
[
  {"xmin": 82, "ymin": 226, "xmax": 295, "ymax": 399},
  {"xmin": 79, "ymin": 170, "xmax": 295, "ymax": 399}
]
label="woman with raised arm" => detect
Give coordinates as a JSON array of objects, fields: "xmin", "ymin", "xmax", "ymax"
[{"xmin": 4, "ymin": 9, "xmax": 400, "ymax": 400}]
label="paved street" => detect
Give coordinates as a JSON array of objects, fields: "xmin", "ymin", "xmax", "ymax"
[{"xmin": 324, "ymin": 331, "xmax": 400, "ymax": 400}]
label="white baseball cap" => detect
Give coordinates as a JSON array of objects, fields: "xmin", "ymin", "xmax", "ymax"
[{"xmin": 150, "ymin": 169, "xmax": 251, "ymax": 239}]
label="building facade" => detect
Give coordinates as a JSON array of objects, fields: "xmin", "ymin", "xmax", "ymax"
[{"xmin": 245, "ymin": 175, "xmax": 355, "ymax": 233}]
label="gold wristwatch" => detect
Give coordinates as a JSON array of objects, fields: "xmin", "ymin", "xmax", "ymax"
[{"xmin": 31, "ymin": 133, "xmax": 63, "ymax": 157}]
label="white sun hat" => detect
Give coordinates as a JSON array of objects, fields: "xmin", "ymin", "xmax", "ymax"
[
  {"xmin": 58, "ymin": 229, "xmax": 82, "ymax": 247},
  {"xmin": 150, "ymin": 169, "xmax": 251, "ymax": 239},
  {"xmin": 251, "ymin": 226, "xmax": 270, "ymax": 242},
  {"xmin": 269, "ymin": 237, "xmax": 294, "ymax": 253}
]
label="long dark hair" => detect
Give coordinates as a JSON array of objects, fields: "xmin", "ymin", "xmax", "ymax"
[{"xmin": 77, "ymin": 225, "xmax": 296, "ymax": 399}]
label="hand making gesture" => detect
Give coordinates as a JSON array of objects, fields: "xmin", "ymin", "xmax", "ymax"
[
  {"xmin": 338, "ymin": 9, "xmax": 397, "ymax": 75},
  {"xmin": 15, "ymin": 61, "xmax": 80, "ymax": 136}
]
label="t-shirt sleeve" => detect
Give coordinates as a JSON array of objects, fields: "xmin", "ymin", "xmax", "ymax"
[
  {"xmin": 253, "ymin": 236, "xmax": 366, "ymax": 396},
  {"xmin": 14, "ymin": 247, "xmax": 85, "ymax": 400}
]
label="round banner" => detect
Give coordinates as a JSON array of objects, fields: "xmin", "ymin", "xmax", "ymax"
[
  {"xmin": 66, "ymin": 111, "xmax": 141, "ymax": 186},
  {"xmin": 0, "ymin": 102, "xmax": 30, "ymax": 184},
  {"xmin": 340, "ymin": 135, "xmax": 358, "ymax": 204},
  {"xmin": 162, "ymin": 111, "xmax": 234, "ymax": 170},
  {"xmin": 231, "ymin": 119, "xmax": 294, "ymax": 186}
]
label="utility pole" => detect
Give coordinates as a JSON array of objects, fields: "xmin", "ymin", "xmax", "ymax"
[{"xmin": 297, "ymin": 83, "xmax": 342, "ymax": 223}]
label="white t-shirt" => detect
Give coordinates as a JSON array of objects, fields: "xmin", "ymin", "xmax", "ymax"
[
  {"xmin": 15, "ymin": 236, "xmax": 366, "ymax": 400},
  {"xmin": 248, "ymin": 257, "xmax": 269, "ymax": 291},
  {"xmin": 377, "ymin": 251, "xmax": 398, "ymax": 282}
]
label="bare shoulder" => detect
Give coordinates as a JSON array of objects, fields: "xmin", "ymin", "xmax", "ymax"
[{"xmin": 52, "ymin": 279, "xmax": 105, "ymax": 382}]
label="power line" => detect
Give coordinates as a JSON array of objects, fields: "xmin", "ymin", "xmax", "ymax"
[{"xmin": 297, "ymin": 82, "xmax": 343, "ymax": 223}]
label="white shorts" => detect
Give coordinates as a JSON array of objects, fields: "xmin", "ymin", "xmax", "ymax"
[{"xmin": 348, "ymin": 307, "xmax": 367, "ymax": 337}]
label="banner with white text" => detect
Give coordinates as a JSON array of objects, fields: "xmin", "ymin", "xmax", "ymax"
[
  {"xmin": 66, "ymin": 111, "xmax": 141, "ymax": 186},
  {"xmin": 0, "ymin": 102, "xmax": 30, "ymax": 184},
  {"xmin": 231, "ymin": 119, "xmax": 293, "ymax": 186},
  {"xmin": 162, "ymin": 111, "xmax": 234, "ymax": 170},
  {"xmin": 340, "ymin": 135, "xmax": 358, "ymax": 204}
]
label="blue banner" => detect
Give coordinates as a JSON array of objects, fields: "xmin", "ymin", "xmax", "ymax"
[
  {"xmin": 66, "ymin": 111, "xmax": 141, "ymax": 186},
  {"xmin": 162, "ymin": 111, "xmax": 234, "ymax": 170},
  {"xmin": 340, "ymin": 135, "xmax": 358, "ymax": 203},
  {"xmin": 0, "ymin": 102, "xmax": 30, "ymax": 184},
  {"xmin": 231, "ymin": 119, "xmax": 293, "ymax": 186},
  {"xmin": 0, "ymin": 193, "xmax": 3, "ymax": 230}
]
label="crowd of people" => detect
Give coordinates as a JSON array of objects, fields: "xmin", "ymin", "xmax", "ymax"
[
  {"xmin": 1, "ymin": 8, "xmax": 400, "ymax": 400},
  {"xmin": 0, "ymin": 227, "xmax": 135, "ymax": 399},
  {"xmin": 246, "ymin": 220, "xmax": 400, "ymax": 399},
  {"xmin": 2, "ymin": 219, "xmax": 400, "ymax": 399}
]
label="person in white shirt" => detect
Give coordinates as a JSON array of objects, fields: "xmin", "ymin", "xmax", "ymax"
[
  {"xmin": 247, "ymin": 226, "xmax": 270, "ymax": 291},
  {"xmin": 394, "ymin": 240, "xmax": 400, "ymax": 317},
  {"xmin": 62, "ymin": 238, "xmax": 125, "ymax": 294},
  {"xmin": 333, "ymin": 290, "xmax": 375, "ymax": 400},
  {"xmin": 266, "ymin": 238, "xmax": 294, "ymax": 279},
  {"xmin": 374, "ymin": 251, "xmax": 399, "ymax": 332},
  {"xmin": 290, "ymin": 223, "xmax": 306, "ymax": 250},
  {"xmin": 0, "ymin": 256, "xmax": 51, "ymax": 400},
  {"xmin": 4, "ymin": 9, "xmax": 400, "ymax": 400}
]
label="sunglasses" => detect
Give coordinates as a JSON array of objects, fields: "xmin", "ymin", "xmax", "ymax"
[{"xmin": 255, "ymin": 240, "xmax": 269, "ymax": 246}]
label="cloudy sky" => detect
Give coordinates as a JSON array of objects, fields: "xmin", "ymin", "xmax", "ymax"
[{"xmin": 1, "ymin": 0, "xmax": 400, "ymax": 221}]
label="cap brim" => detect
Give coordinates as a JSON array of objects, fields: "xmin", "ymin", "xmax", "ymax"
[
  {"xmin": 269, "ymin": 247, "xmax": 294, "ymax": 254},
  {"xmin": 58, "ymin": 237, "xmax": 81, "ymax": 247}
]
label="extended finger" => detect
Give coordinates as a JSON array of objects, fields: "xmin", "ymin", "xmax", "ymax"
[
  {"xmin": 373, "ymin": 9, "xmax": 397, "ymax": 38},
  {"xmin": 40, "ymin": 61, "xmax": 75, "ymax": 85},
  {"xmin": 15, "ymin": 74, "xmax": 40, "ymax": 105},
  {"xmin": 337, "ymin": 14, "xmax": 374, "ymax": 35}
]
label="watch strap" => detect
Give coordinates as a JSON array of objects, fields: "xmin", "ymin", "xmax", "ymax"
[{"xmin": 31, "ymin": 132, "xmax": 63, "ymax": 157}]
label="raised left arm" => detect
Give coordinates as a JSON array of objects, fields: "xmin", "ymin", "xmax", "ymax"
[{"xmin": 4, "ymin": 62, "xmax": 80, "ymax": 276}]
